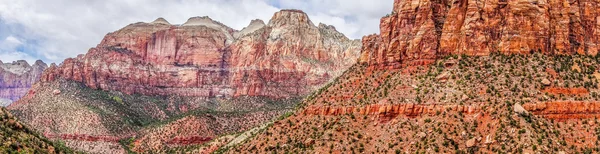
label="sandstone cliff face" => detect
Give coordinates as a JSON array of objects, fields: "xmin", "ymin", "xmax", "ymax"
[
  {"xmin": 0, "ymin": 60, "xmax": 47, "ymax": 106},
  {"xmin": 40, "ymin": 10, "xmax": 361, "ymax": 99},
  {"xmin": 360, "ymin": 0, "xmax": 600, "ymax": 66}
]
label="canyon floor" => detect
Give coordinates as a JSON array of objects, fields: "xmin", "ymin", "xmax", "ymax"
[{"xmin": 217, "ymin": 53, "xmax": 600, "ymax": 153}]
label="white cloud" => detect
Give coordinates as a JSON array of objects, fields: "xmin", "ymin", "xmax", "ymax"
[
  {"xmin": 0, "ymin": 0, "xmax": 392, "ymax": 63},
  {"xmin": 276, "ymin": 0, "xmax": 393, "ymax": 38},
  {"xmin": 4, "ymin": 36, "xmax": 22, "ymax": 45},
  {"xmin": 0, "ymin": 35, "xmax": 36, "ymax": 63}
]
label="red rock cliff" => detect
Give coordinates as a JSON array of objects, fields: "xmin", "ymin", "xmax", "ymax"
[
  {"xmin": 360, "ymin": 0, "xmax": 600, "ymax": 66},
  {"xmin": 0, "ymin": 60, "xmax": 47, "ymax": 105},
  {"xmin": 40, "ymin": 10, "xmax": 361, "ymax": 99}
]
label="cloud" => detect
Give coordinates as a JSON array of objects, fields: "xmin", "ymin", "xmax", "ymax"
[
  {"xmin": 0, "ymin": 0, "xmax": 392, "ymax": 64},
  {"xmin": 275, "ymin": 0, "xmax": 393, "ymax": 38},
  {"xmin": 0, "ymin": 35, "xmax": 37, "ymax": 63}
]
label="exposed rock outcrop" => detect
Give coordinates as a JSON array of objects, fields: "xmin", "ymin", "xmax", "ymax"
[
  {"xmin": 0, "ymin": 60, "xmax": 47, "ymax": 105},
  {"xmin": 523, "ymin": 101, "xmax": 600, "ymax": 119},
  {"xmin": 303, "ymin": 103, "xmax": 481, "ymax": 117},
  {"xmin": 10, "ymin": 9, "xmax": 360, "ymax": 153},
  {"xmin": 38, "ymin": 10, "xmax": 361, "ymax": 99},
  {"xmin": 359, "ymin": 0, "xmax": 600, "ymax": 67},
  {"xmin": 150, "ymin": 17, "xmax": 171, "ymax": 25}
]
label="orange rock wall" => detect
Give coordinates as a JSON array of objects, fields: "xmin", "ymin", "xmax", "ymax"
[{"xmin": 360, "ymin": 0, "xmax": 600, "ymax": 66}]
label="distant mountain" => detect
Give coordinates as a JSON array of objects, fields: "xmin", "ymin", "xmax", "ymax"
[
  {"xmin": 0, "ymin": 60, "xmax": 47, "ymax": 106},
  {"xmin": 9, "ymin": 9, "xmax": 361, "ymax": 153}
]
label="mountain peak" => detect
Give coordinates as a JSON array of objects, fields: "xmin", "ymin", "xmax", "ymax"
[
  {"xmin": 0, "ymin": 60, "xmax": 30, "ymax": 75},
  {"xmin": 234, "ymin": 19, "xmax": 266, "ymax": 38},
  {"xmin": 318, "ymin": 23, "xmax": 337, "ymax": 31},
  {"xmin": 182, "ymin": 16, "xmax": 217, "ymax": 26},
  {"xmin": 249, "ymin": 19, "xmax": 266, "ymax": 26},
  {"xmin": 33, "ymin": 60, "xmax": 47, "ymax": 68},
  {"xmin": 268, "ymin": 9, "xmax": 313, "ymax": 27},
  {"xmin": 150, "ymin": 17, "xmax": 171, "ymax": 25},
  {"xmin": 13, "ymin": 60, "xmax": 30, "ymax": 67}
]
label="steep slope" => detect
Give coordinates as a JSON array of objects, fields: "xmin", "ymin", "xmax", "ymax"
[
  {"xmin": 230, "ymin": 53, "xmax": 600, "ymax": 154},
  {"xmin": 225, "ymin": 0, "xmax": 600, "ymax": 153},
  {"xmin": 0, "ymin": 60, "xmax": 47, "ymax": 106},
  {"xmin": 9, "ymin": 10, "xmax": 360, "ymax": 153},
  {"xmin": 0, "ymin": 107, "xmax": 75, "ymax": 153},
  {"xmin": 359, "ymin": 0, "xmax": 600, "ymax": 68},
  {"xmin": 38, "ymin": 10, "xmax": 359, "ymax": 99}
]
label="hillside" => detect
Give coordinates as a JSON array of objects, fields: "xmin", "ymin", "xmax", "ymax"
[
  {"xmin": 222, "ymin": 0, "xmax": 600, "ymax": 153},
  {"xmin": 8, "ymin": 9, "xmax": 360, "ymax": 153},
  {"xmin": 228, "ymin": 53, "xmax": 600, "ymax": 153},
  {"xmin": 0, "ymin": 107, "xmax": 75, "ymax": 153}
]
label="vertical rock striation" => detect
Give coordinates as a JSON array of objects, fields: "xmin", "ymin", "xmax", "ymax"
[
  {"xmin": 0, "ymin": 60, "xmax": 47, "ymax": 106},
  {"xmin": 360, "ymin": 0, "xmax": 600, "ymax": 67},
  {"xmin": 36, "ymin": 9, "xmax": 361, "ymax": 100}
]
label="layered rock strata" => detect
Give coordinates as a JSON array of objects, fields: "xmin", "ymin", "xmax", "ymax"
[
  {"xmin": 359, "ymin": 0, "xmax": 600, "ymax": 67},
  {"xmin": 0, "ymin": 60, "xmax": 47, "ymax": 105},
  {"xmin": 524, "ymin": 101, "xmax": 600, "ymax": 119},
  {"xmin": 40, "ymin": 10, "xmax": 361, "ymax": 99}
]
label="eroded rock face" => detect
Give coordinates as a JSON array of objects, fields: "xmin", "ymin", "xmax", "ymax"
[
  {"xmin": 0, "ymin": 60, "xmax": 47, "ymax": 105},
  {"xmin": 302, "ymin": 103, "xmax": 481, "ymax": 123},
  {"xmin": 523, "ymin": 101, "xmax": 600, "ymax": 120},
  {"xmin": 360, "ymin": 0, "xmax": 600, "ymax": 67},
  {"xmin": 40, "ymin": 10, "xmax": 361, "ymax": 99},
  {"xmin": 9, "ymin": 10, "xmax": 360, "ymax": 153}
]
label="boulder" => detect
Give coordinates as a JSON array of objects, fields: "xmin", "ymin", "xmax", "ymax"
[
  {"xmin": 466, "ymin": 138, "xmax": 477, "ymax": 148},
  {"xmin": 572, "ymin": 63, "xmax": 582, "ymax": 72},
  {"xmin": 436, "ymin": 72, "xmax": 450, "ymax": 82},
  {"xmin": 541, "ymin": 78, "xmax": 551, "ymax": 86},
  {"xmin": 417, "ymin": 132, "xmax": 427, "ymax": 139},
  {"xmin": 484, "ymin": 135, "xmax": 494, "ymax": 144},
  {"xmin": 514, "ymin": 103, "xmax": 529, "ymax": 115},
  {"xmin": 52, "ymin": 90, "xmax": 61, "ymax": 95}
]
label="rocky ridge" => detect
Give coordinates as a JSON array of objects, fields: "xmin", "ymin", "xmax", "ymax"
[
  {"xmin": 10, "ymin": 9, "xmax": 360, "ymax": 153},
  {"xmin": 0, "ymin": 60, "xmax": 47, "ymax": 106},
  {"xmin": 223, "ymin": 0, "xmax": 600, "ymax": 153},
  {"xmin": 359, "ymin": 0, "xmax": 600, "ymax": 68},
  {"xmin": 40, "ymin": 9, "xmax": 360, "ymax": 99}
]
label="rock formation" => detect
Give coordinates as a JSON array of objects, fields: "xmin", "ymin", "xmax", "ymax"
[
  {"xmin": 0, "ymin": 60, "xmax": 47, "ymax": 106},
  {"xmin": 39, "ymin": 9, "xmax": 361, "ymax": 99},
  {"xmin": 523, "ymin": 101, "xmax": 600, "ymax": 119},
  {"xmin": 360, "ymin": 0, "xmax": 600, "ymax": 68},
  {"xmin": 223, "ymin": 0, "xmax": 600, "ymax": 153},
  {"xmin": 302, "ymin": 104, "xmax": 481, "ymax": 117},
  {"xmin": 9, "ymin": 9, "xmax": 360, "ymax": 153}
]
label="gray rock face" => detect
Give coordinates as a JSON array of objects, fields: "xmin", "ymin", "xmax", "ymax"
[
  {"xmin": 513, "ymin": 103, "xmax": 529, "ymax": 115},
  {"xmin": 0, "ymin": 98, "xmax": 11, "ymax": 107},
  {"xmin": 0, "ymin": 60, "xmax": 47, "ymax": 106}
]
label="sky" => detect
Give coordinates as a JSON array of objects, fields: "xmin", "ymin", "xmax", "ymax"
[{"xmin": 0, "ymin": 0, "xmax": 393, "ymax": 64}]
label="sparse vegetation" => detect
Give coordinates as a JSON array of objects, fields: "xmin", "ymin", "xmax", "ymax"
[{"xmin": 222, "ymin": 53, "xmax": 600, "ymax": 153}]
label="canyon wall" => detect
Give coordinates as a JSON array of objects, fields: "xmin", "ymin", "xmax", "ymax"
[
  {"xmin": 0, "ymin": 60, "xmax": 46, "ymax": 106},
  {"xmin": 39, "ymin": 10, "xmax": 361, "ymax": 99},
  {"xmin": 360, "ymin": 0, "xmax": 600, "ymax": 67}
]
